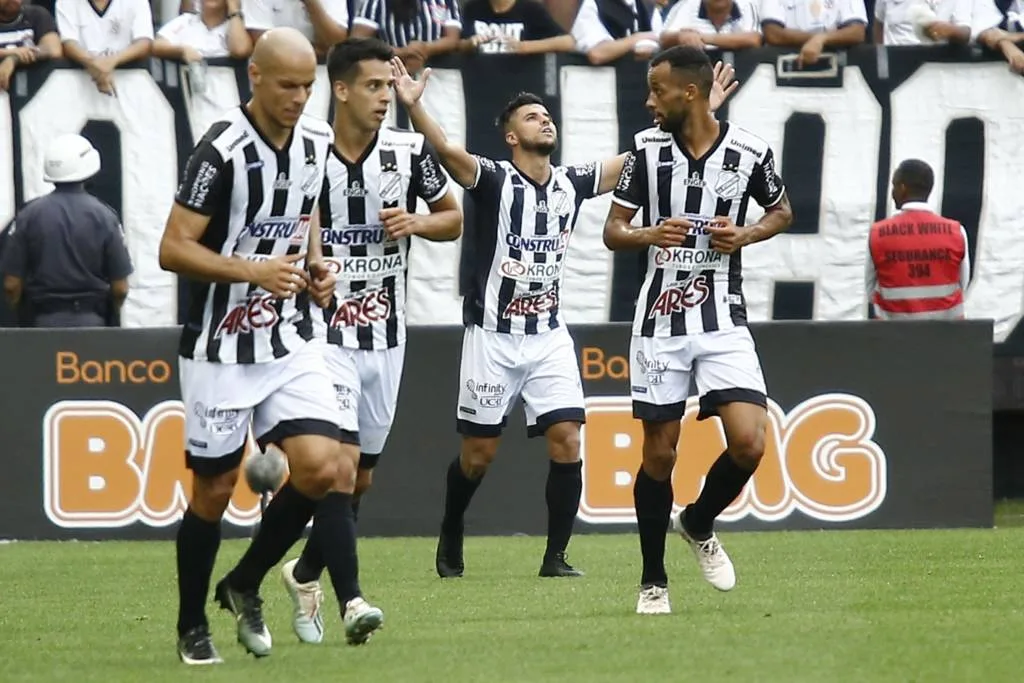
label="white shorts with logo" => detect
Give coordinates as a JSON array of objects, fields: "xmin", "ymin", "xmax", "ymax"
[
  {"xmin": 321, "ymin": 343, "xmax": 406, "ymax": 467},
  {"xmin": 180, "ymin": 339, "xmax": 352, "ymax": 476},
  {"xmin": 630, "ymin": 326, "xmax": 768, "ymax": 422},
  {"xmin": 457, "ymin": 325, "xmax": 585, "ymax": 438}
]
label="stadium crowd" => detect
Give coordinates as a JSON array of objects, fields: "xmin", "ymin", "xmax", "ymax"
[{"xmin": 1, "ymin": 0, "xmax": 1023, "ymax": 92}]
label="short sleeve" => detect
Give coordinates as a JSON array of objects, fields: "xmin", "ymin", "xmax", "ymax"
[
  {"xmin": 156, "ymin": 15, "xmax": 189, "ymax": 43},
  {"xmin": 748, "ymin": 147, "xmax": 786, "ymax": 209},
  {"xmin": 571, "ymin": 0, "xmax": 614, "ymax": 52},
  {"xmin": 948, "ymin": 0, "xmax": 973, "ymax": 27},
  {"xmin": 837, "ymin": 0, "xmax": 868, "ymax": 26},
  {"xmin": 611, "ymin": 150, "xmax": 648, "ymax": 212},
  {"xmin": 28, "ymin": 7, "xmax": 58, "ymax": 40},
  {"xmin": 354, "ymin": 0, "xmax": 382, "ymax": 31},
  {"xmin": 759, "ymin": 0, "xmax": 787, "ymax": 26},
  {"xmin": 130, "ymin": 0, "xmax": 155, "ymax": 41},
  {"xmin": 174, "ymin": 141, "xmax": 230, "ymax": 216},
  {"xmin": 665, "ymin": 0, "xmax": 700, "ymax": 30},
  {"xmin": 1, "ymin": 219, "xmax": 28, "ymax": 278},
  {"xmin": 412, "ymin": 141, "xmax": 450, "ymax": 204},
  {"xmin": 55, "ymin": 0, "xmax": 80, "ymax": 43},
  {"xmin": 466, "ymin": 155, "xmax": 503, "ymax": 195},
  {"xmin": 565, "ymin": 161, "xmax": 601, "ymax": 201},
  {"xmin": 104, "ymin": 216, "xmax": 134, "ymax": 280},
  {"xmin": 524, "ymin": 1, "xmax": 566, "ymax": 39},
  {"xmin": 242, "ymin": 0, "xmax": 275, "ymax": 31},
  {"xmin": 320, "ymin": 0, "xmax": 350, "ymax": 28}
]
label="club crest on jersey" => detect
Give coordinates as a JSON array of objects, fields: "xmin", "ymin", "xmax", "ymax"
[
  {"xmin": 648, "ymin": 275, "xmax": 710, "ymax": 317},
  {"xmin": 378, "ymin": 170, "xmax": 405, "ymax": 204},
  {"xmin": 300, "ymin": 159, "xmax": 321, "ymax": 197},
  {"xmin": 215, "ymin": 294, "xmax": 280, "ymax": 338},
  {"xmin": 330, "ymin": 288, "xmax": 392, "ymax": 328},
  {"xmin": 714, "ymin": 171, "xmax": 744, "ymax": 201},
  {"xmin": 548, "ymin": 189, "xmax": 571, "ymax": 217}
]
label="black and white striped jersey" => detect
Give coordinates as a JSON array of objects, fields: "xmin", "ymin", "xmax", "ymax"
[
  {"xmin": 612, "ymin": 123, "xmax": 785, "ymax": 337},
  {"xmin": 175, "ymin": 105, "xmax": 334, "ymax": 364},
  {"xmin": 354, "ymin": 0, "xmax": 462, "ymax": 48},
  {"xmin": 460, "ymin": 157, "xmax": 601, "ymax": 335},
  {"xmin": 316, "ymin": 127, "xmax": 449, "ymax": 350}
]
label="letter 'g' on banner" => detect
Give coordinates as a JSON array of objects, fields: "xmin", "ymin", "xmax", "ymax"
[
  {"xmin": 578, "ymin": 394, "xmax": 888, "ymax": 525},
  {"xmin": 42, "ymin": 400, "xmax": 262, "ymax": 528}
]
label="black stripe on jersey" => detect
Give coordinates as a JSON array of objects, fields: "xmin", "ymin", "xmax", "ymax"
[
  {"xmin": 643, "ymin": 146, "xmax": 670, "ymax": 336},
  {"xmin": 345, "ymin": 159, "xmax": 373, "ymax": 350},
  {"xmin": 265, "ymin": 145, "xmax": 295, "ymax": 359},
  {"xmin": 208, "ymin": 141, "xmax": 262, "ymax": 362},
  {"xmin": 548, "ymin": 181, "xmax": 571, "ymax": 332},
  {"xmin": 640, "ymin": 269, "xmax": 663, "ymax": 338},
  {"xmin": 380, "ymin": 148, "xmax": 400, "ymax": 348},
  {"xmin": 701, "ymin": 148, "xmax": 742, "ymax": 333},
  {"xmin": 320, "ymin": 173, "xmax": 341, "ymax": 346},
  {"xmin": 180, "ymin": 122, "xmax": 232, "ymax": 359},
  {"xmin": 524, "ymin": 184, "xmax": 547, "ymax": 335},
  {"xmin": 291, "ymin": 137, "xmax": 318, "ymax": 344},
  {"xmin": 731, "ymin": 185, "xmax": 752, "ymax": 327},
  {"xmin": 495, "ymin": 175, "xmax": 526, "ymax": 334}
]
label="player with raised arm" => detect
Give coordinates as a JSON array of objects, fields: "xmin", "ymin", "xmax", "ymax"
[
  {"xmin": 278, "ymin": 37, "xmax": 462, "ymax": 645},
  {"xmin": 390, "ymin": 55, "xmax": 737, "ymax": 580},
  {"xmin": 159, "ymin": 28, "xmax": 382, "ymax": 665},
  {"xmin": 603, "ymin": 46, "xmax": 793, "ymax": 615}
]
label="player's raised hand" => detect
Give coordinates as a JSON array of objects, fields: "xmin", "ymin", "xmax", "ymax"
[
  {"xmin": 706, "ymin": 217, "xmax": 747, "ymax": 254},
  {"xmin": 710, "ymin": 61, "xmax": 738, "ymax": 113},
  {"xmin": 250, "ymin": 252, "xmax": 308, "ymax": 299},
  {"xmin": 390, "ymin": 56, "xmax": 430, "ymax": 107},
  {"xmin": 649, "ymin": 218, "xmax": 690, "ymax": 248},
  {"xmin": 381, "ymin": 206, "xmax": 422, "ymax": 239},
  {"xmin": 307, "ymin": 260, "xmax": 337, "ymax": 309}
]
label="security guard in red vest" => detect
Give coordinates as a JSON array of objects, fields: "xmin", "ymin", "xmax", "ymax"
[{"xmin": 866, "ymin": 159, "xmax": 969, "ymax": 320}]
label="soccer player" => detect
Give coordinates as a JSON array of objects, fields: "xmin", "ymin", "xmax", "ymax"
[
  {"xmin": 278, "ymin": 37, "xmax": 462, "ymax": 645},
  {"xmin": 390, "ymin": 56, "xmax": 737, "ymax": 580},
  {"xmin": 603, "ymin": 46, "xmax": 793, "ymax": 615},
  {"xmin": 159, "ymin": 27, "xmax": 382, "ymax": 665}
]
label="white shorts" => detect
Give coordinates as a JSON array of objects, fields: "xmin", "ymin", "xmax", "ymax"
[
  {"xmin": 456, "ymin": 325, "xmax": 585, "ymax": 438},
  {"xmin": 180, "ymin": 340, "xmax": 349, "ymax": 476},
  {"xmin": 630, "ymin": 326, "xmax": 768, "ymax": 422},
  {"xmin": 321, "ymin": 343, "xmax": 406, "ymax": 466}
]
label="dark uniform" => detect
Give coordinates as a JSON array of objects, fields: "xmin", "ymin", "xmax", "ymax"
[{"xmin": 1, "ymin": 185, "xmax": 133, "ymax": 327}]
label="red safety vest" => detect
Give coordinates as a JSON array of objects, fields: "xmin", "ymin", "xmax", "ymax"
[{"xmin": 868, "ymin": 207, "xmax": 965, "ymax": 319}]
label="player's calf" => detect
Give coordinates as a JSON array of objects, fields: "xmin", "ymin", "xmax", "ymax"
[
  {"xmin": 539, "ymin": 422, "xmax": 584, "ymax": 578},
  {"xmin": 437, "ymin": 440, "xmax": 497, "ymax": 578}
]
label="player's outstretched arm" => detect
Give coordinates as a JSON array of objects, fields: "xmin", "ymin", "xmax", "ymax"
[{"xmin": 391, "ymin": 57, "xmax": 479, "ymax": 189}]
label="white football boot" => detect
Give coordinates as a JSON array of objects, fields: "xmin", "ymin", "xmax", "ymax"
[
  {"xmin": 674, "ymin": 508, "xmax": 736, "ymax": 592},
  {"xmin": 281, "ymin": 559, "xmax": 325, "ymax": 644},
  {"xmin": 636, "ymin": 585, "xmax": 672, "ymax": 615},
  {"xmin": 343, "ymin": 597, "xmax": 384, "ymax": 645}
]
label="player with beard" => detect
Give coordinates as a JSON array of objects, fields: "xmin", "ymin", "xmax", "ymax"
[
  {"xmin": 603, "ymin": 46, "xmax": 793, "ymax": 614},
  {"xmin": 390, "ymin": 55, "xmax": 738, "ymax": 580},
  {"xmin": 277, "ymin": 37, "xmax": 462, "ymax": 645}
]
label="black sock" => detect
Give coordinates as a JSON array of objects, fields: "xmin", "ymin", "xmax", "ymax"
[
  {"xmin": 227, "ymin": 481, "xmax": 317, "ymax": 592},
  {"xmin": 544, "ymin": 460, "xmax": 582, "ymax": 558},
  {"xmin": 686, "ymin": 451, "xmax": 755, "ymax": 539},
  {"xmin": 293, "ymin": 525, "xmax": 325, "ymax": 584},
  {"xmin": 315, "ymin": 492, "xmax": 362, "ymax": 606},
  {"xmin": 634, "ymin": 467, "xmax": 674, "ymax": 587},
  {"xmin": 176, "ymin": 507, "xmax": 221, "ymax": 636},
  {"xmin": 440, "ymin": 456, "xmax": 483, "ymax": 536}
]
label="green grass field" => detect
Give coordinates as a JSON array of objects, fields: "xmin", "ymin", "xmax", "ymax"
[{"xmin": 3, "ymin": 504, "xmax": 1024, "ymax": 683}]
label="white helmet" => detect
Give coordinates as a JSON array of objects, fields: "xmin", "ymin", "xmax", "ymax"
[{"xmin": 43, "ymin": 134, "xmax": 101, "ymax": 184}]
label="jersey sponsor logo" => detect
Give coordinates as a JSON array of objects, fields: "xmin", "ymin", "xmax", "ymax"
[
  {"xmin": 634, "ymin": 351, "xmax": 668, "ymax": 385},
  {"xmin": 652, "ymin": 247, "xmax": 725, "ymax": 269},
  {"xmin": 477, "ymin": 156, "xmax": 497, "ymax": 172},
  {"xmin": 761, "ymin": 150, "xmax": 781, "ymax": 199},
  {"xmin": 214, "ymin": 294, "xmax": 280, "ymax": 338},
  {"xmin": 42, "ymin": 400, "xmax": 264, "ymax": 528},
  {"xmin": 329, "ymin": 287, "xmax": 392, "ymax": 328},
  {"xmin": 418, "ymin": 154, "xmax": 445, "ymax": 198},
  {"xmin": 225, "ymin": 130, "xmax": 248, "ymax": 152},
  {"xmin": 344, "ymin": 181, "xmax": 367, "ymax": 198},
  {"xmin": 649, "ymin": 275, "xmax": 711, "ymax": 317},
  {"xmin": 464, "ymin": 379, "xmax": 507, "ymax": 408},
  {"xmin": 320, "ymin": 225, "xmax": 389, "ymax": 246},
  {"xmin": 616, "ymin": 152, "xmax": 636, "ymax": 194},
  {"xmin": 578, "ymin": 394, "xmax": 887, "ymax": 524},
  {"xmin": 502, "ymin": 287, "xmax": 559, "ymax": 318},
  {"xmin": 504, "ymin": 232, "xmax": 568, "ymax": 253},
  {"xmin": 186, "ymin": 160, "xmax": 218, "ymax": 208},
  {"xmin": 571, "ymin": 162, "xmax": 596, "ymax": 177},
  {"xmin": 334, "ymin": 384, "xmax": 355, "ymax": 411},
  {"xmin": 499, "ymin": 257, "xmax": 562, "ymax": 283},
  {"xmin": 246, "ymin": 215, "xmax": 311, "ymax": 243},
  {"xmin": 325, "ymin": 253, "xmax": 405, "ymax": 281}
]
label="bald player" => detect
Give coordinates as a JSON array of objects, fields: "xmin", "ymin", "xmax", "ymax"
[{"xmin": 161, "ymin": 27, "xmax": 383, "ymax": 665}]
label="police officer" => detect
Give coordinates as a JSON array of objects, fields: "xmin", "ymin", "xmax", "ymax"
[
  {"xmin": 866, "ymin": 159, "xmax": 970, "ymax": 321},
  {"xmin": 1, "ymin": 134, "xmax": 133, "ymax": 327}
]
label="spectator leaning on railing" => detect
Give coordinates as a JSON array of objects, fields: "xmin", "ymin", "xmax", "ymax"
[
  {"xmin": 873, "ymin": 0, "xmax": 971, "ymax": 45},
  {"xmin": 240, "ymin": 0, "xmax": 348, "ymax": 58},
  {"xmin": 570, "ymin": 0, "xmax": 659, "ymax": 64},
  {"xmin": 658, "ymin": 0, "xmax": 762, "ymax": 51},
  {"xmin": 974, "ymin": 0, "xmax": 1024, "ymax": 72},
  {"xmin": 351, "ymin": 0, "xmax": 462, "ymax": 72},
  {"xmin": 56, "ymin": 0, "xmax": 154, "ymax": 95},
  {"xmin": 460, "ymin": 0, "xmax": 575, "ymax": 55},
  {"xmin": 0, "ymin": 0, "xmax": 61, "ymax": 91},
  {"xmin": 153, "ymin": 0, "xmax": 253, "ymax": 63},
  {"xmin": 760, "ymin": 0, "xmax": 868, "ymax": 67}
]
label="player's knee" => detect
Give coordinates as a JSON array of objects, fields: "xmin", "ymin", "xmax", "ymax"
[
  {"xmin": 190, "ymin": 470, "xmax": 238, "ymax": 520},
  {"xmin": 727, "ymin": 424, "xmax": 766, "ymax": 470},
  {"xmin": 641, "ymin": 423, "xmax": 678, "ymax": 478},
  {"xmin": 461, "ymin": 437, "xmax": 499, "ymax": 477},
  {"xmin": 288, "ymin": 440, "xmax": 352, "ymax": 498},
  {"xmin": 546, "ymin": 422, "xmax": 580, "ymax": 463}
]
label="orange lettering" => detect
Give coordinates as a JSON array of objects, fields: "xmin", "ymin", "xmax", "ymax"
[
  {"xmin": 581, "ymin": 347, "xmax": 605, "ymax": 380},
  {"xmin": 606, "ymin": 355, "xmax": 629, "ymax": 380},
  {"xmin": 56, "ymin": 351, "xmax": 78, "ymax": 384}
]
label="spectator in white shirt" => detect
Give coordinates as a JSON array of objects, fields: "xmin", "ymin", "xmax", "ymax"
[
  {"xmin": 651, "ymin": 0, "xmax": 683, "ymax": 33},
  {"xmin": 659, "ymin": 0, "xmax": 762, "ymax": 50},
  {"xmin": 154, "ymin": 0, "xmax": 253, "ymax": 61},
  {"xmin": 761, "ymin": 0, "xmax": 867, "ymax": 67},
  {"xmin": 242, "ymin": 0, "xmax": 348, "ymax": 57},
  {"xmin": 56, "ymin": 0, "xmax": 154, "ymax": 95},
  {"xmin": 873, "ymin": 0, "xmax": 971, "ymax": 45},
  {"xmin": 974, "ymin": 0, "xmax": 1024, "ymax": 71},
  {"xmin": 571, "ymin": 0, "xmax": 659, "ymax": 64}
]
